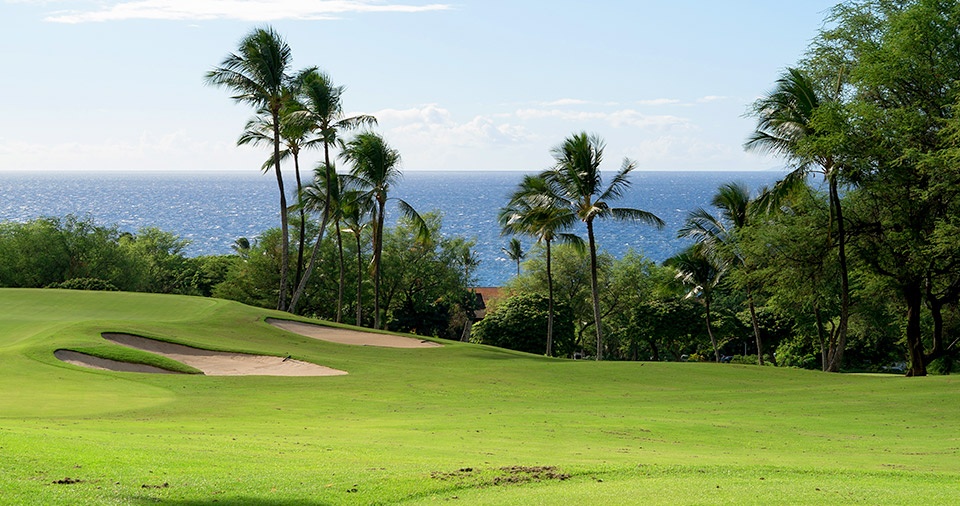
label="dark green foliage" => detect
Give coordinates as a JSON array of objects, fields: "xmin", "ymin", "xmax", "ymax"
[
  {"xmin": 47, "ymin": 278, "xmax": 119, "ymax": 291},
  {"xmin": 472, "ymin": 292, "xmax": 575, "ymax": 357}
]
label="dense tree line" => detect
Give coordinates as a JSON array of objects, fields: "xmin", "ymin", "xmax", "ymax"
[{"xmin": 479, "ymin": 0, "xmax": 960, "ymax": 375}]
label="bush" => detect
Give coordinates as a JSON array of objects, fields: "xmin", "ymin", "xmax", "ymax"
[
  {"xmin": 471, "ymin": 292, "xmax": 575, "ymax": 357},
  {"xmin": 47, "ymin": 278, "xmax": 119, "ymax": 291}
]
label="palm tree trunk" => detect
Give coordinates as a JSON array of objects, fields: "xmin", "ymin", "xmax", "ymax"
[
  {"xmin": 373, "ymin": 200, "xmax": 386, "ymax": 329},
  {"xmin": 335, "ymin": 219, "xmax": 345, "ymax": 323},
  {"xmin": 287, "ymin": 139, "xmax": 334, "ymax": 313},
  {"xmin": 355, "ymin": 232, "xmax": 363, "ymax": 326},
  {"xmin": 545, "ymin": 238, "xmax": 554, "ymax": 357},
  {"xmin": 746, "ymin": 287, "xmax": 764, "ymax": 366},
  {"xmin": 705, "ymin": 298, "xmax": 719, "ymax": 362},
  {"xmin": 272, "ymin": 111, "xmax": 289, "ymax": 311},
  {"xmin": 587, "ymin": 220, "xmax": 603, "ymax": 361},
  {"xmin": 293, "ymin": 152, "xmax": 306, "ymax": 290},
  {"xmin": 287, "ymin": 206, "xmax": 329, "ymax": 314}
]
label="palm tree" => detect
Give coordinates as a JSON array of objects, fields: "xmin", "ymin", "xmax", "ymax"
[
  {"xmin": 205, "ymin": 26, "xmax": 294, "ymax": 311},
  {"xmin": 679, "ymin": 182, "xmax": 766, "ymax": 365},
  {"xmin": 340, "ymin": 188, "xmax": 373, "ymax": 326},
  {"xmin": 499, "ymin": 174, "xmax": 581, "ymax": 357},
  {"xmin": 342, "ymin": 132, "xmax": 426, "ymax": 329},
  {"xmin": 238, "ymin": 104, "xmax": 313, "ymax": 287},
  {"xmin": 745, "ymin": 66, "xmax": 850, "ymax": 372},
  {"xmin": 287, "ymin": 69, "xmax": 377, "ymax": 313},
  {"xmin": 541, "ymin": 132, "xmax": 665, "ymax": 360},
  {"xmin": 665, "ymin": 244, "xmax": 724, "ymax": 362},
  {"xmin": 502, "ymin": 238, "xmax": 525, "ymax": 276},
  {"xmin": 299, "ymin": 165, "xmax": 348, "ymax": 322}
]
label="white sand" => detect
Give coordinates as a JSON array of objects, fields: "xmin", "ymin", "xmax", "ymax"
[
  {"xmin": 267, "ymin": 319, "xmax": 443, "ymax": 348},
  {"xmin": 57, "ymin": 333, "xmax": 348, "ymax": 377}
]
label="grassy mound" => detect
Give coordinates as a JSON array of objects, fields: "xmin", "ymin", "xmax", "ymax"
[{"xmin": 1, "ymin": 288, "xmax": 958, "ymax": 504}]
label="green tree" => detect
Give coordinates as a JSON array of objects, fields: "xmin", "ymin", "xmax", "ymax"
[
  {"xmin": 541, "ymin": 132, "xmax": 665, "ymax": 360},
  {"xmin": 287, "ymin": 69, "xmax": 377, "ymax": 312},
  {"xmin": 502, "ymin": 237, "xmax": 525, "ymax": 277},
  {"xmin": 665, "ymin": 245, "xmax": 724, "ymax": 362},
  {"xmin": 472, "ymin": 292, "xmax": 576, "ymax": 357},
  {"xmin": 679, "ymin": 182, "xmax": 767, "ymax": 365},
  {"xmin": 206, "ymin": 26, "xmax": 294, "ymax": 310},
  {"xmin": 746, "ymin": 66, "xmax": 853, "ymax": 372},
  {"xmin": 808, "ymin": 0, "xmax": 960, "ymax": 375},
  {"xmin": 499, "ymin": 174, "xmax": 581, "ymax": 357},
  {"xmin": 342, "ymin": 132, "xmax": 426, "ymax": 329}
]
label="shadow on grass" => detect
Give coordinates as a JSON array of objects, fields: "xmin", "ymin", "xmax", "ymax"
[{"xmin": 131, "ymin": 498, "xmax": 333, "ymax": 506}]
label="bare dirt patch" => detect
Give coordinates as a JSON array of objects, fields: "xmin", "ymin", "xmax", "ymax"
[{"xmin": 267, "ymin": 319, "xmax": 442, "ymax": 349}]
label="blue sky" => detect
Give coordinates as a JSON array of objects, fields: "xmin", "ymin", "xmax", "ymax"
[{"xmin": 0, "ymin": 1, "xmax": 839, "ymax": 172}]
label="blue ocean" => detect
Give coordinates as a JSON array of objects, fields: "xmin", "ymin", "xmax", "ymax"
[{"xmin": 0, "ymin": 170, "xmax": 785, "ymax": 286}]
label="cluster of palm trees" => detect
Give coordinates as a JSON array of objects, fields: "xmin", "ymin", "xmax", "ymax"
[
  {"xmin": 664, "ymin": 66, "xmax": 850, "ymax": 370},
  {"xmin": 205, "ymin": 26, "xmax": 423, "ymax": 326},
  {"xmin": 499, "ymin": 132, "xmax": 665, "ymax": 360}
]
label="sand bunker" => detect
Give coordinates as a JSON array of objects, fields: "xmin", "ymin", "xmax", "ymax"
[
  {"xmin": 54, "ymin": 349, "xmax": 179, "ymax": 374},
  {"xmin": 57, "ymin": 333, "xmax": 348, "ymax": 377},
  {"xmin": 267, "ymin": 318, "xmax": 442, "ymax": 348}
]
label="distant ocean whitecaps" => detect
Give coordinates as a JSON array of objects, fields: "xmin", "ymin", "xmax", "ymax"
[{"xmin": 0, "ymin": 170, "xmax": 786, "ymax": 286}]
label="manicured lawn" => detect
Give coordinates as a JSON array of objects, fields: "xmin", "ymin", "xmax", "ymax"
[{"xmin": 1, "ymin": 288, "xmax": 958, "ymax": 504}]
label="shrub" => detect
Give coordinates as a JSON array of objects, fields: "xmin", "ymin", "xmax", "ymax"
[
  {"xmin": 47, "ymin": 278, "xmax": 119, "ymax": 291},
  {"xmin": 471, "ymin": 292, "xmax": 575, "ymax": 357}
]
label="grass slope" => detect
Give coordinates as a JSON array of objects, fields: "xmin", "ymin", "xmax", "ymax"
[{"xmin": 1, "ymin": 288, "xmax": 958, "ymax": 504}]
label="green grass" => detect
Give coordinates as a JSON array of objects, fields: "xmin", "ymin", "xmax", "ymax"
[{"xmin": 1, "ymin": 288, "xmax": 958, "ymax": 505}]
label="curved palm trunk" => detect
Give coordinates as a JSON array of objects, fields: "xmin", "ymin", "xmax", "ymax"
[
  {"xmin": 287, "ymin": 138, "xmax": 335, "ymax": 314},
  {"xmin": 586, "ymin": 220, "xmax": 603, "ymax": 361},
  {"xmin": 705, "ymin": 298, "xmax": 719, "ymax": 362},
  {"xmin": 825, "ymin": 176, "xmax": 850, "ymax": 372},
  {"xmin": 545, "ymin": 238, "xmax": 554, "ymax": 357},
  {"xmin": 335, "ymin": 219, "xmax": 345, "ymax": 323},
  {"xmin": 272, "ymin": 111, "xmax": 290, "ymax": 311}
]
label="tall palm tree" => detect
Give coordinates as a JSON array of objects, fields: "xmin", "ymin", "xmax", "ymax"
[
  {"xmin": 299, "ymin": 165, "xmax": 348, "ymax": 322},
  {"xmin": 502, "ymin": 237, "xmax": 525, "ymax": 276},
  {"xmin": 287, "ymin": 69, "xmax": 377, "ymax": 313},
  {"xmin": 499, "ymin": 174, "xmax": 581, "ymax": 357},
  {"xmin": 679, "ymin": 182, "xmax": 766, "ymax": 365},
  {"xmin": 342, "ymin": 132, "xmax": 426, "ymax": 329},
  {"xmin": 205, "ymin": 26, "xmax": 294, "ymax": 310},
  {"xmin": 745, "ymin": 66, "xmax": 850, "ymax": 372},
  {"xmin": 665, "ymin": 244, "xmax": 724, "ymax": 362},
  {"xmin": 340, "ymin": 188, "xmax": 374, "ymax": 326},
  {"xmin": 541, "ymin": 132, "xmax": 664, "ymax": 360},
  {"xmin": 238, "ymin": 103, "xmax": 313, "ymax": 287}
]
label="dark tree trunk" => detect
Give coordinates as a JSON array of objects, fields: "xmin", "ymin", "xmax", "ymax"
[
  {"xmin": 705, "ymin": 298, "xmax": 719, "ymax": 362},
  {"xmin": 272, "ymin": 111, "xmax": 289, "ymax": 311},
  {"xmin": 826, "ymin": 175, "xmax": 850, "ymax": 372},
  {"xmin": 355, "ymin": 232, "xmax": 363, "ymax": 326},
  {"xmin": 335, "ymin": 219, "xmax": 345, "ymax": 323},
  {"xmin": 293, "ymin": 151, "xmax": 306, "ymax": 290},
  {"xmin": 587, "ymin": 219, "xmax": 603, "ymax": 361},
  {"xmin": 545, "ymin": 238, "xmax": 554, "ymax": 357},
  {"xmin": 904, "ymin": 280, "xmax": 927, "ymax": 377},
  {"xmin": 746, "ymin": 287, "xmax": 764, "ymax": 366}
]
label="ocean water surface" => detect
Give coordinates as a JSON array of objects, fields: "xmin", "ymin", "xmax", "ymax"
[{"xmin": 0, "ymin": 170, "xmax": 786, "ymax": 286}]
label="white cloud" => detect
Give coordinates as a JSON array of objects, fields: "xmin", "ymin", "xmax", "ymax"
[
  {"xmin": 375, "ymin": 104, "xmax": 531, "ymax": 147},
  {"xmin": 42, "ymin": 0, "xmax": 451, "ymax": 23},
  {"xmin": 513, "ymin": 108, "xmax": 691, "ymax": 130},
  {"xmin": 697, "ymin": 95, "xmax": 730, "ymax": 103},
  {"xmin": 636, "ymin": 98, "xmax": 681, "ymax": 106}
]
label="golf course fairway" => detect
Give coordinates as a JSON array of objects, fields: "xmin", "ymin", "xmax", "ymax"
[{"xmin": 1, "ymin": 288, "xmax": 958, "ymax": 504}]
